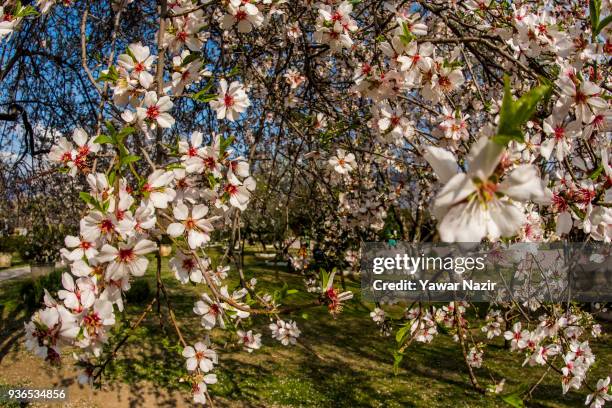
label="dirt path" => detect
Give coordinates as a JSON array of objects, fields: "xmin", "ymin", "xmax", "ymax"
[
  {"xmin": 0, "ymin": 334, "xmax": 195, "ymax": 408},
  {"xmin": 0, "ymin": 266, "xmax": 30, "ymax": 282}
]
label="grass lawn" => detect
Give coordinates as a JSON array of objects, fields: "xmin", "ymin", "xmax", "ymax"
[{"xmin": 0, "ymin": 247, "xmax": 610, "ymax": 407}]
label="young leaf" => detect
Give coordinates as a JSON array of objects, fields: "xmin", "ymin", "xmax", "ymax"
[
  {"xmin": 590, "ymin": 0, "xmax": 602, "ymax": 38},
  {"xmin": 94, "ymin": 134, "xmax": 114, "ymax": 145},
  {"xmin": 79, "ymin": 192, "xmax": 95, "ymax": 206},
  {"xmin": 501, "ymin": 393, "xmax": 525, "ymax": 408},
  {"xmin": 120, "ymin": 155, "xmax": 140, "ymax": 166},
  {"xmin": 493, "ymin": 75, "xmax": 551, "ymax": 146},
  {"xmin": 596, "ymin": 14, "xmax": 612, "ymax": 36},
  {"xmin": 395, "ymin": 323, "xmax": 411, "ymax": 344},
  {"xmin": 392, "ymin": 351, "xmax": 404, "ymax": 375}
]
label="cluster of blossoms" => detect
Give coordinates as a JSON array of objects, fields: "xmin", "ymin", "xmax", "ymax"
[
  {"xmin": 501, "ymin": 312, "xmax": 602, "ymax": 399},
  {"xmin": 47, "ymin": 129, "xmax": 100, "ymax": 176},
  {"xmin": 39, "ymin": 121, "xmax": 270, "ymax": 402},
  {"xmin": 6, "ymin": 0, "xmax": 611, "ymax": 405}
]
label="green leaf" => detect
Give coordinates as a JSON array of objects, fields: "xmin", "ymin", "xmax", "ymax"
[
  {"xmin": 97, "ymin": 66, "xmax": 119, "ymax": 83},
  {"xmin": 181, "ymin": 52, "xmax": 202, "ymax": 66},
  {"xmin": 191, "ymin": 90, "xmax": 218, "ymax": 103},
  {"xmin": 79, "ymin": 192, "xmax": 104, "ymax": 212},
  {"xmin": 79, "ymin": 192, "xmax": 96, "ymax": 206},
  {"xmin": 596, "ymin": 14, "xmax": 612, "ymax": 36},
  {"xmin": 125, "ymin": 46, "xmax": 136, "ymax": 61},
  {"xmin": 493, "ymin": 75, "xmax": 551, "ymax": 146},
  {"xmin": 395, "ymin": 323, "xmax": 411, "ymax": 344},
  {"xmin": 590, "ymin": 0, "xmax": 602, "ymax": 37},
  {"xmin": 166, "ymin": 163, "xmax": 185, "ymax": 170},
  {"xmin": 105, "ymin": 121, "xmax": 117, "ymax": 136},
  {"xmin": 301, "ymin": 313, "xmax": 309, "ymax": 320},
  {"xmin": 392, "ymin": 351, "xmax": 404, "ymax": 375},
  {"xmin": 116, "ymin": 126, "xmax": 135, "ymax": 145},
  {"xmin": 14, "ymin": 1, "xmax": 38, "ymax": 18},
  {"xmin": 228, "ymin": 66, "xmax": 241, "ymax": 77},
  {"xmin": 501, "ymin": 393, "xmax": 525, "ymax": 408},
  {"xmin": 590, "ymin": 163, "xmax": 604, "ymax": 180},
  {"xmin": 94, "ymin": 135, "xmax": 114, "ymax": 145},
  {"xmin": 286, "ymin": 289, "xmax": 298, "ymax": 295},
  {"xmin": 108, "ymin": 170, "xmax": 117, "ymax": 186},
  {"xmin": 120, "ymin": 155, "xmax": 140, "ymax": 166},
  {"xmin": 399, "ymin": 22, "xmax": 415, "ymax": 45},
  {"xmin": 220, "ymin": 135, "xmax": 235, "ymax": 154}
]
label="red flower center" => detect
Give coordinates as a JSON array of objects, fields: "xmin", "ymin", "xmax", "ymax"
[
  {"xmin": 83, "ymin": 312, "xmax": 102, "ymax": 329},
  {"xmin": 235, "ymin": 9, "xmax": 247, "ymax": 21},
  {"xmin": 575, "ymin": 91, "xmax": 587, "ymax": 104},
  {"xmin": 210, "ymin": 303, "xmax": 220, "ymax": 316},
  {"xmin": 134, "ymin": 62, "xmax": 145, "ymax": 73},
  {"xmin": 204, "ymin": 157, "xmax": 216, "ymax": 169},
  {"xmin": 552, "ymin": 193, "xmax": 568, "ymax": 212},
  {"xmin": 224, "ymin": 93, "xmax": 235, "ymax": 108},
  {"xmin": 573, "ymin": 187, "xmax": 595, "ymax": 204},
  {"xmin": 185, "ymin": 218, "xmax": 196, "ymax": 229},
  {"xmin": 146, "ymin": 105, "xmax": 160, "ymax": 119},
  {"xmin": 225, "ymin": 184, "xmax": 238, "ymax": 195},
  {"xmin": 61, "ymin": 151, "xmax": 73, "ymax": 163},
  {"xmin": 118, "ymin": 248, "xmax": 135, "ymax": 262},
  {"xmin": 182, "ymin": 258, "xmax": 196, "ymax": 271},
  {"xmin": 177, "ymin": 31, "xmax": 188, "ymax": 42},
  {"xmin": 100, "ymin": 219, "xmax": 114, "ymax": 233},
  {"xmin": 438, "ymin": 76, "xmax": 451, "ymax": 91}
]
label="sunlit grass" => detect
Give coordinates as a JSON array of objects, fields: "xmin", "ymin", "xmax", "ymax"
[{"xmin": 0, "ymin": 246, "xmax": 610, "ymax": 407}]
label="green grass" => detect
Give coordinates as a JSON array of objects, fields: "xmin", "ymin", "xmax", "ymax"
[{"xmin": 0, "ymin": 247, "xmax": 610, "ymax": 407}]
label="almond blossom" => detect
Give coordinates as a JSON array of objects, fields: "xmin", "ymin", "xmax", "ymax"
[
  {"xmin": 96, "ymin": 238, "xmax": 157, "ymax": 279},
  {"xmin": 423, "ymin": 139, "xmax": 551, "ymax": 242},
  {"xmin": 118, "ymin": 42, "xmax": 156, "ymax": 89},
  {"xmin": 221, "ymin": 0, "xmax": 264, "ymax": 33},
  {"xmin": 269, "ymin": 319, "xmax": 301, "ymax": 346},
  {"xmin": 328, "ymin": 149, "xmax": 356, "ymax": 175},
  {"xmin": 135, "ymin": 91, "xmax": 175, "ymax": 130},
  {"xmin": 209, "ymin": 80, "xmax": 251, "ymax": 121},
  {"xmin": 182, "ymin": 339, "xmax": 218, "ymax": 373},
  {"xmin": 167, "ymin": 202, "xmax": 217, "ymax": 249}
]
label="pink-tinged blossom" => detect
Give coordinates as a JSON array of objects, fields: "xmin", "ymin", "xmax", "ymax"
[
  {"xmin": 97, "ymin": 238, "xmax": 157, "ymax": 279},
  {"xmin": 209, "ymin": 80, "xmax": 250, "ymax": 121},
  {"xmin": 269, "ymin": 319, "xmax": 301, "ymax": 346},
  {"xmin": 117, "ymin": 42, "xmax": 156, "ymax": 89},
  {"xmin": 237, "ymin": 330, "xmax": 262, "ymax": 353},
  {"xmin": 142, "ymin": 169, "xmax": 176, "ymax": 209},
  {"xmin": 182, "ymin": 338, "xmax": 218, "ymax": 373},
  {"xmin": 194, "ymin": 293, "xmax": 225, "ymax": 330},
  {"xmin": 167, "ymin": 202, "xmax": 217, "ymax": 249},
  {"xmin": 328, "ymin": 149, "xmax": 356, "ymax": 174},
  {"xmin": 221, "ymin": 0, "xmax": 264, "ymax": 33},
  {"xmin": 585, "ymin": 377, "xmax": 611, "ymax": 408},
  {"xmin": 169, "ymin": 251, "xmax": 204, "ymax": 284},
  {"xmin": 503, "ymin": 322, "xmax": 530, "ymax": 351},
  {"xmin": 423, "ymin": 139, "xmax": 551, "ymax": 242},
  {"xmin": 558, "ymin": 78, "xmax": 607, "ymax": 123},
  {"xmin": 136, "ymin": 91, "xmax": 175, "ymax": 129}
]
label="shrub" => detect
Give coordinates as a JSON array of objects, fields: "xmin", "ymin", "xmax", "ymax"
[
  {"xmin": 19, "ymin": 269, "xmax": 63, "ymax": 315},
  {"xmin": 0, "ymin": 235, "xmax": 27, "ymax": 254},
  {"xmin": 126, "ymin": 280, "xmax": 152, "ymax": 305}
]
